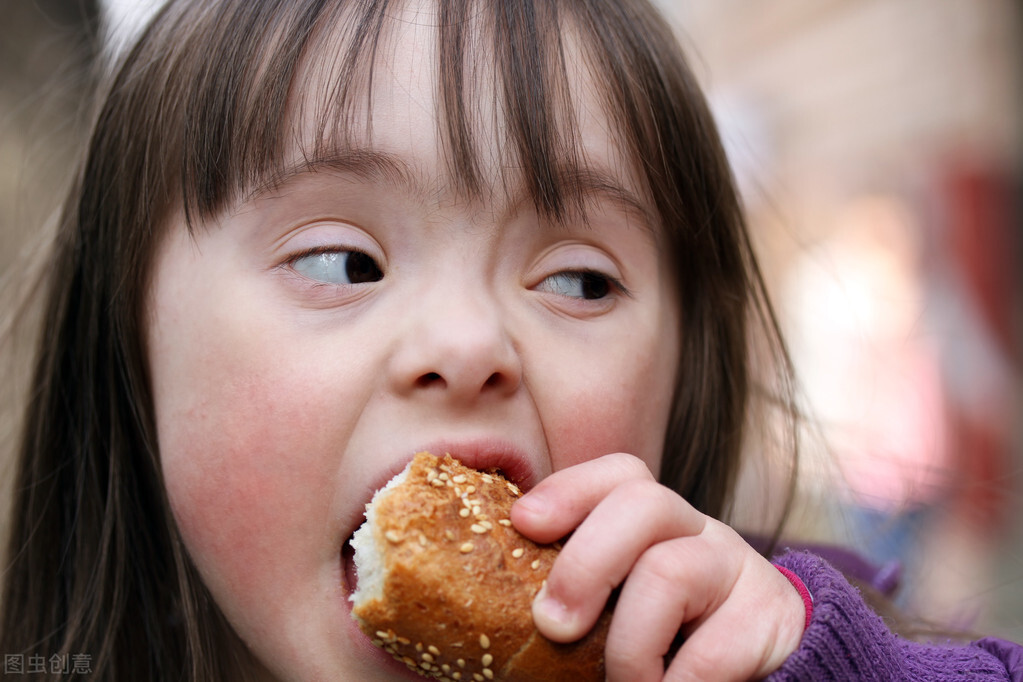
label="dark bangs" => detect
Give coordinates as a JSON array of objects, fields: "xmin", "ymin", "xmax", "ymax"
[
  {"xmin": 162, "ymin": 0, "xmax": 590, "ymax": 225},
  {"xmin": 130, "ymin": 0, "xmax": 721, "ymax": 223}
]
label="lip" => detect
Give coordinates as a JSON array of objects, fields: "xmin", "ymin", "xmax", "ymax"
[{"xmin": 414, "ymin": 438, "xmax": 542, "ymax": 493}]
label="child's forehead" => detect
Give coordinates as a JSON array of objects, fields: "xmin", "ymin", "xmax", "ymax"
[{"xmin": 269, "ymin": 0, "xmax": 653, "ymax": 220}]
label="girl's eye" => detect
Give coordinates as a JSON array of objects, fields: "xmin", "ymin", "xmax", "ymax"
[
  {"xmin": 291, "ymin": 250, "xmax": 383, "ymax": 285},
  {"xmin": 536, "ymin": 271, "xmax": 617, "ymax": 300}
]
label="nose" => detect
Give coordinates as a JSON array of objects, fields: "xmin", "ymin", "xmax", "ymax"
[{"xmin": 389, "ymin": 286, "xmax": 523, "ymax": 405}]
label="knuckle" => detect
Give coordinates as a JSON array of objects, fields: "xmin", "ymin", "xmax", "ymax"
[
  {"xmin": 631, "ymin": 540, "xmax": 687, "ymax": 589},
  {"xmin": 612, "ymin": 476, "xmax": 662, "ymax": 506},
  {"xmin": 613, "ymin": 477, "xmax": 686, "ymax": 519},
  {"xmin": 602, "ymin": 452, "xmax": 655, "ymax": 482}
]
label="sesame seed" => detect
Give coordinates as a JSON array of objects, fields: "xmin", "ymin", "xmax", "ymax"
[
  {"xmin": 466, "ymin": 485, "xmax": 477, "ymax": 494},
  {"xmin": 454, "ymin": 486, "xmax": 462, "ymax": 496},
  {"xmin": 416, "ymin": 642, "xmax": 423, "ymax": 652},
  {"xmin": 483, "ymin": 669, "xmax": 494, "ymax": 680},
  {"xmin": 482, "ymin": 653, "xmax": 493, "ymax": 667},
  {"xmin": 439, "ymin": 472, "xmax": 450, "ymax": 481},
  {"xmin": 531, "ymin": 559, "xmax": 540, "ymax": 570},
  {"xmin": 472, "ymin": 505, "xmax": 482, "ymax": 516},
  {"xmin": 470, "ymin": 524, "xmax": 487, "ymax": 534},
  {"xmin": 473, "ymin": 674, "xmax": 484, "ymax": 682},
  {"xmin": 442, "ymin": 664, "xmax": 451, "ymax": 673},
  {"xmin": 427, "ymin": 469, "xmax": 438, "ymax": 481},
  {"xmin": 385, "ymin": 530, "xmax": 402, "ymax": 543},
  {"xmin": 453, "ymin": 474, "xmax": 467, "ymax": 484},
  {"xmin": 498, "ymin": 519, "xmax": 512, "ymax": 527},
  {"xmin": 482, "ymin": 474, "xmax": 494, "ymax": 483},
  {"xmin": 460, "ymin": 542, "xmax": 474, "ymax": 553},
  {"xmin": 480, "ymin": 521, "xmax": 493, "ymax": 530},
  {"xmin": 511, "ymin": 548, "xmax": 524, "ymax": 558},
  {"xmin": 445, "ymin": 530, "xmax": 455, "ymax": 541},
  {"xmin": 375, "ymin": 630, "xmax": 391, "ymax": 640},
  {"xmin": 429, "ymin": 645, "xmax": 441, "ymax": 657},
  {"xmin": 479, "ymin": 634, "xmax": 490, "ymax": 649},
  {"xmin": 459, "ymin": 508, "xmax": 471, "ymax": 518},
  {"xmin": 431, "ymin": 478, "xmax": 446, "ymax": 487},
  {"xmin": 421, "ymin": 653, "xmax": 434, "ymax": 663},
  {"xmin": 452, "ymin": 674, "xmax": 462, "ymax": 681},
  {"xmin": 457, "ymin": 658, "xmax": 466, "ymax": 668},
  {"xmin": 371, "ymin": 639, "xmax": 383, "ymax": 646},
  {"xmin": 507, "ymin": 482, "xmax": 521, "ymax": 495},
  {"xmin": 398, "ymin": 637, "xmax": 411, "ymax": 645}
]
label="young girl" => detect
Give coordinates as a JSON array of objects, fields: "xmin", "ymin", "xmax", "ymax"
[{"xmin": 1, "ymin": 0, "xmax": 1019, "ymax": 680}]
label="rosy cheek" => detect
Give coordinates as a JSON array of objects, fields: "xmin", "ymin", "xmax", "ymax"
[
  {"xmin": 545, "ymin": 374, "xmax": 668, "ymax": 478},
  {"xmin": 159, "ymin": 375, "xmax": 335, "ymax": 604}
]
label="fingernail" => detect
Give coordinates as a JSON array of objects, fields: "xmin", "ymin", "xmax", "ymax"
[
  {"xmin": 513, "ymin": 492, "xmax": 548, "ymax": 520},
  {"xmin": 532, "ymin": 584, "xmax": 576, "ymax": 640}
]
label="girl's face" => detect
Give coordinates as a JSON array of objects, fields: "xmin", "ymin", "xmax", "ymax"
[{"xmin": 146, "ymin": 6, "xmax": 679, "ymax": 680}]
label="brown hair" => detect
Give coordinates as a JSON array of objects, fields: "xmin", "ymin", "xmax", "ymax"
[{"xmin": 0, "ymin": 0, "xmax": 797, "ymax": 679}]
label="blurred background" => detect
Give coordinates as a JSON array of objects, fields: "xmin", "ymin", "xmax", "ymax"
[
  {"xmin": 1, "ymin": 0, "xmax": 1021, "ymax": 642},
  {"xmin": 655, "ymin": 0, "xmax": 1022, "ymax": 640}
]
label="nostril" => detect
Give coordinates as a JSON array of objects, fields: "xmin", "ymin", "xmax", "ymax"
[
  {"xmin": 483, "ymin": 372, "xmax": 502, "ymax": 388},
  {"xmin": 416, "ymin": 372, "xmax": 444, "ymax": 388}
]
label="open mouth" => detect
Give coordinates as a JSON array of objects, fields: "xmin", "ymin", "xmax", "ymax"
[{"xmin": 342, "ymin": 538, "xmax": 358, "ymax": 596}]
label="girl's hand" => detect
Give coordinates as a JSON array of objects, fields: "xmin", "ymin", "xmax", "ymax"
[{"xmin": 510, "ymin": 453, "xmax": 806, "ymax": 682}]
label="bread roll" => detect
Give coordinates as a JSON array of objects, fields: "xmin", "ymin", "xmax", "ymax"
[{"xmin": 350, "ymin": 452, "xmax": 609, "ymax": 681}]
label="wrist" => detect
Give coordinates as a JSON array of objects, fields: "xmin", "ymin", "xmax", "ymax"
[{"xmin": 773, "ymin": 563, "xmax": 813, "ymax": 631}]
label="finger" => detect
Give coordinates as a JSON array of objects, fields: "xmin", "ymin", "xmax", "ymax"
[
  {"xmin": 604, "ymin": 536, "xmax": 728, "ymax": 682},
  {"xmin": 531, "ymin": 479, "xmax": 706, "ymax": 642},
  {"xmin": 667, "ymin": 604, "xmax": 766, "ymax": 682},
  {"xmin": 511, "ymin": 452, "xmax": 655, "ymax": 543},
  {"xmin": 666, "ymin": 555, "xmax": 806, "ymax": 681}
]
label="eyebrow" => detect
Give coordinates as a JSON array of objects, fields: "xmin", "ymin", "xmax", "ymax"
[
  {"xmin": 249, "ymin": 149, "xmax": 421, "ymax": 200},
  {"xmin": 250, "ymin": 148, "xmax": 654, "ymax": 229}
]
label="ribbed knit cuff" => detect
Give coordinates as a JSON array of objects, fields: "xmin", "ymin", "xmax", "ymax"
[{"xmin": 767, "ymin": 550, "xmax": 1016, "ymax": 681}]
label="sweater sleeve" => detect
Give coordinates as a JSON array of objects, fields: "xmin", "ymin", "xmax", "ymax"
[{"xmin": 767, "ymin": 550, "xmax": 1022, "ymax": 681}]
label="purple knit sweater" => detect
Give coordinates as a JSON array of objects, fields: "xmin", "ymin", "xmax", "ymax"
[{"xmin": 767, "ymin": 550, "xmax": 1023, "ymax": 680}]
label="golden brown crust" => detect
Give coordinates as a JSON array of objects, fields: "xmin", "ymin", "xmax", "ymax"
[{"xmin": 352, "ymin": 452, "xmax": 608, "ymax": 681}]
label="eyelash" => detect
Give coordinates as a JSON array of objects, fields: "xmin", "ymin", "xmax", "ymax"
[
  {"xmin": 281, "ymin": 248, "xmax": 629, "ymax": 302},
  {"xmin": 284, "ymin": 246, "xmax": 384, "ymax": 286},
  {"xmin": 537, "ymin": 269, "xmax": 631, "ymax": 301}
]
